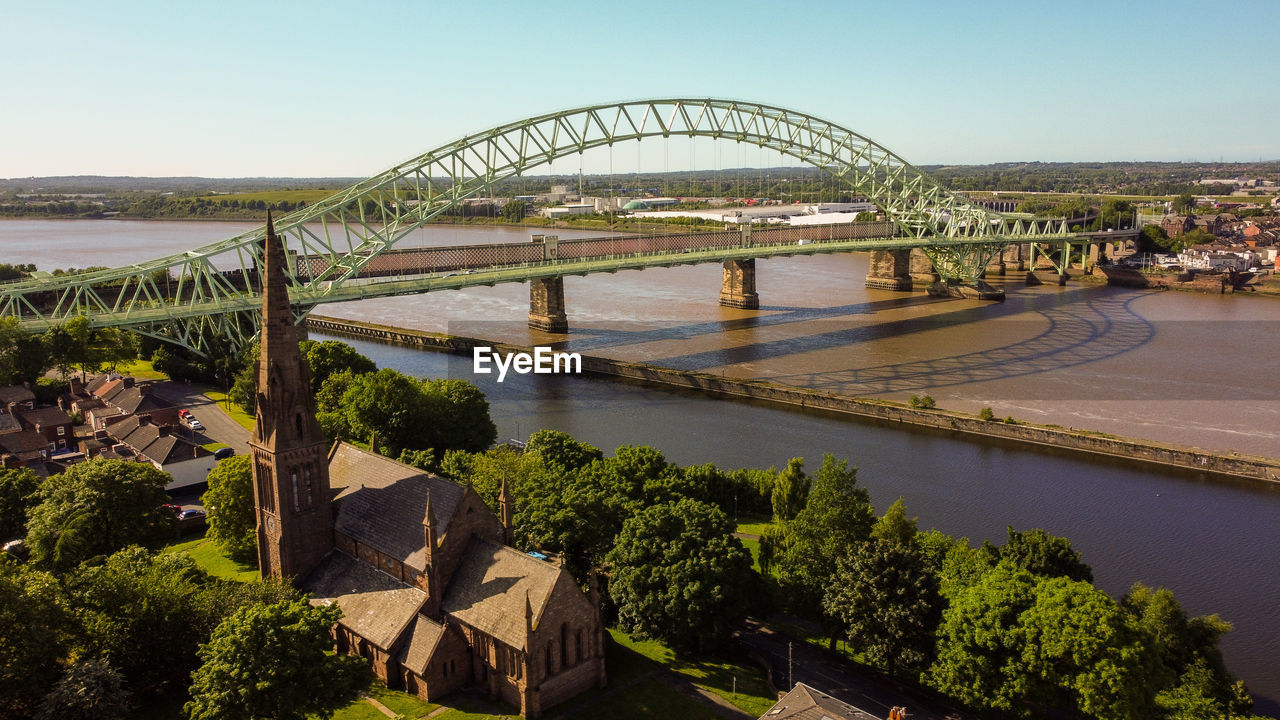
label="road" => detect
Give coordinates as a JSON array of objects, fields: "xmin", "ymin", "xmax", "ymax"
[
  {"xmin": 149, "ymin": 381, "xmax": 251, "ymax": 454},
  {"xmin": 736, "ymin": 619, "xmax": 974, "ymax": 720}
]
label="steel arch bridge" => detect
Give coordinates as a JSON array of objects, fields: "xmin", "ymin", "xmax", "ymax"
[{"xmin": 0, "ymin": 98, "xmax": 1079, "ymax": 354}]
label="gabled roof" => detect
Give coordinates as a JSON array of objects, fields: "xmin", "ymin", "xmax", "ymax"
[
  {"xmin": 101, "ymin": 385, "xmax": 172, "ymax": 415},
  {"xmin": 18, "ymin": 406, "xmax": 73, "ymax": 428},
  {"xmin": 106, "ymin": 415, "xmax": 205, "ymax": 465},
  {"xmin": 399, "ymin": 614, "xmax": 452, "ymax": 675},
  {"xmin": 84, "ymin": 373, "xmax": 121, "ymax": 394},
  {"xmin": 0, "ymin": 385, "xmax": 34, "ymax": 405},
  {"xmin": 759, "ymin": 683, "xmax": 880, "ymax": 720},
  {"xmin": 442, "ymin": 538, "xmax": 564, "ymax": 651},
  {"xmin": 0, "ymin": 413, "xmax": 21, "ymax": 435},
  {"xmin": 329, "ymin": 442, "xmax": 466, "ymax": 572},
  {"xmin": 305, "ymin": 551, "xmax": 426, "ymax": 651},
  {"xmin": 0, "ymin": 428, "xmax": 49, "ymax": 456}
]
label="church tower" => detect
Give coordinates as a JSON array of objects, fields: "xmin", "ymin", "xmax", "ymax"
[{"xmin": 249, "ymin": 212, "xmax": 333, "ymax": 581}]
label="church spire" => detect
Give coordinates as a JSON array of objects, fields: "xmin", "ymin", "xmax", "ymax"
[{"xmin": 250, "ymin": 213, "xmax": 333, "ymax": 582}]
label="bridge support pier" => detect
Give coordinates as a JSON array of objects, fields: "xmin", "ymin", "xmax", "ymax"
[
  {"xmin": 909, "ymin": 248, "xmax": 940, "ymax": 285},
  {"xmin": 865, "ymin": 249, "xmax": 914, "ymax": 290},
  {"xmin": 529, "ymin": 277, "xmax": 568, "ymax": 333},
  {"xmin": 719, "ymin": 259, "xmax": 759, "ymax": 309}
]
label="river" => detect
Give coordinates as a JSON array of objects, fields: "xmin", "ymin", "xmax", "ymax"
[{"xmin": 5, "ymin": 218, "xmax": 1279, "ymax": 709}]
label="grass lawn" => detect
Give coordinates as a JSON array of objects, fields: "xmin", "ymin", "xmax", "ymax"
[
  {"xmin": 739, "ymin": 536, "xmax": 762, "ymax": 573},
  {"xmin": 324, "ymin": 700, "xmax": 389, "ymax": 720},
  {"xmin": 163, "ymin": 533, "xmax": 258, "ymax": 582},
  {"xmin": 561, "ymin": 677, "xmax": 720, "ymax": 720},
  {"xmin": 608, "ymin": 629, "xmax": 776, "ymax": 717},
  {"xmin": 201, "ymin": 386, "xmax": 255, "ymax": 430},
  {"xmin": 367, "ymin": 684, "xmax": 438, "ymax": 718},
  {"xmin": 734, "ymin": 513, "xmax": 773, "ymax": 538},
  {"xmin": 114, "ymin": 358, "xmax": 168, "ymax": 380},
  {"xmin": 199, "ymin": 189, "xmax": 340, "ymax": 205}
]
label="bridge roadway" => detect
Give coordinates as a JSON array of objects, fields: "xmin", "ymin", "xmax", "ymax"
[{"xmin": 11, "ymin": 220, "xmax": 1134, "ymax": 336}]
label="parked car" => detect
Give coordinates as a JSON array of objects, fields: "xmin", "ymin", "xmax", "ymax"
[
  {"xmin": 187, "ymin": 419, "xmax": 204, "ymax": 431},
  {"xmin": 213, "ymin": 447, "xmax": 235, "ymax": 460},
  {"xmin": 160, "ymin": 503, "xmax": 181, "ymax": 516},
  {"xmin": 178, "ymin": 408, "xmax": 190, "ymax": 418},
  {"xmin": 177, "ymin": 508, "xmax": 206, "ymax": 521}
]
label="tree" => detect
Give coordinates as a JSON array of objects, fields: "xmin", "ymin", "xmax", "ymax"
[
  {"xmin": 299, "ymin": 340, "xmax": 376, "ymax": 395},
  {"xmin": 525, "ymin": 429, "xmax": 603, "ymax": 473},
  {"xmin": 870, "ymin": 497, "xmax": 917, "ymax": 546},
  {"xmin": 0, "ymin": 316, "xmax": 50, "ymax": 385},
  {"xmin": 0, "ymin": 466, "xmax": 41, "ymax": 540},
  {"xmin": 824, "ymin": 539, "xmax": 942, "ymax": 678},
  {"xmin": 770, "ymin": 457, "xmax": 809, "ymax": 523},
  {"xmin": 776, "ymin": 455, "xmax": 874, "ymax": 638},
  {"xmin": 341, "ymin": 369, "xmax": 431, "ymax": 455},
  {"xmin": 1122, "ymin": 583, "xmax": 1242, "ymax": 708},
  {"xmin": 35, "ymin": 657, "xmax": 129, "ymax": 720},
  {"xmin": 1138, "ymin": 224, "xmax": 1171, "ymax": 252},
  {"xmin": 987, "ymin": 527, "xmax": 1093, "ymax": 583},
  {"xmin": 502, "ymin": 200, "xmax": 527, "ymax": 222},
  {"xmin": 606, "ymin": 498, "xmax": 753, "ymax": 652},
  {"xmin": 26, "ymin": 458, "xmax": 174, "ymax": 570},
  {"xmin": 420, "ymin": 378, "xmax": 497, "ymax": 453},
  {"xmin": 0, "ymin": 558, "xmax": 68, "ymax": 717},
  {"xmin": 185, "ymin": 599, "xmax": 371, "ymax": 720},
  {"xmin": 202, "ymin": 456, "xmax": 256, "ymax": 563},
  {"xmin": 1172, "ymin": 193, "xmax": 1197, "ymax": 214}
]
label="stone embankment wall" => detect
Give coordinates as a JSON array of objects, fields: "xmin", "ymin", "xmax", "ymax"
[{"xmin": 306, "ymin": 316, "xmax": 1280, "ymax": 485}]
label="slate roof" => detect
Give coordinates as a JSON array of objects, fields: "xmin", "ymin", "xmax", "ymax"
[
  {"xmin": 398, "ymin": 614, "xmax": 448, "ymax": 674},
  {"xmin": 441, "ymin": 538, "xmax": 562, "ymax": 651},
  {"xmin": 84, "ymin": 373, "xmax": 120, "ymax": 394},
  {"xmin": 0, "ymin": 429, "xmax": 49, "ymax": 456},
  {"xmin": 305, "ymin": 551, "xmax": 426, "ymax": 651},
  {"xmin": 100, "ymin": 385, "xmax": 172, "ymax": 415},
  {"xmin": 0, "ymin": 385, "xmax": 34, "ymax": 405},
  {"xmin": 18, "ymin": 406, "xmax": 73, "ymax": 428},
  {"xmin": 759, "ymin": 683, "xmax": 880, "ymax": 720},
  {"xmin": 0, "ymin": 413, "xmax": 21, "ymax": 435},
  {"xmin": 106, "ymin": 415, "xmax": 205, "ymax": 465},
  {"xmin": 329, "ymin": 442, "xmax": 466, "ymax": 572}
]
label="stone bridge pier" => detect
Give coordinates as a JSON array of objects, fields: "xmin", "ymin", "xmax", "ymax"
[
  {"xmin": 719, "ymin": 259, "xmax": 759, "ymax": 309},
  {"xmin": 528, "ymin": 277, "xmax": 568, "ymax": 333},
  {"xmin": 864, "ymin": 249, "xmax": 913, "ymax": 290}
]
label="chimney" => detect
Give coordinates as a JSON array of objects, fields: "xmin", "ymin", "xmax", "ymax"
[
  {"xmin": 122, "ymin": 377, "xmax": 135, "ymax": 389},
  {"xmin": 156, "ymin": 424, "xmax": 169, "ymax": 437},
  {"xmin": 70, "ymin": 377, "xmax": 84, "ymax": 395}
]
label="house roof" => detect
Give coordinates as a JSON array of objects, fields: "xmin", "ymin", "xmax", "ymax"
[
  {"xmin": 758, "ymin": 683, "xmax": 880, "ymax": 720},
  {"xmin": 0, "ymin": 385, "xmax": 34, "ymax": 405},
  {"xmin": 0, "ymin": 429, "xmax": 48, "ymax": 456},
  {"xmin": 18, "ymin": 406, "xmax": 73, "ymax": 428},
  {"xmin": 441, "ymin": 538, "xmax": 563, "ymax": 651},
  {"xmin": 101, "ymin": 385, "xmax": 172, "ymax": 415},
  {"xmin": 107, "ymin": 415, "xmax": 205, "ymax": 465},
  {"xmin": 84, "ymin": 373, "xmax": 121, "ymax": 394},
  {"xmin": 305, "ymin": 551, "xmax": 425, "ymax": 651},
  {"xmin": 329, "ymin": 442, "xmax": 466, "ymax": 572},
  {"xmin": 398, "ymin": 614, "xmax": 450, "ymax": 674},
  {"xmin": 0, "ymin": 413, "xmax": 21, "ymax": 435}
]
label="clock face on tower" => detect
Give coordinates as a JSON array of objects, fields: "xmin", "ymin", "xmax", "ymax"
[{"xmin": 267, "ymin": 516, "xmax": 277, "ymax": 532}]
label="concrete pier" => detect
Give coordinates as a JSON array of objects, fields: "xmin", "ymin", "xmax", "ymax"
[
  {"xmin": 864, "ymin": 249, "xmax": 913, "ymax": 290},
  {"xmin": 719, "ymin": 259, "xmax": 759, "ymax": 309},
  {"xmin": 528, "ymin": 277, "xmax": 568, "ymax": 333}
]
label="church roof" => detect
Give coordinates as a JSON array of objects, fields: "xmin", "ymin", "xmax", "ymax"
[
  {"xmin": 758, "ymin": 682, "xmax": 880, "ymax": 720},
  {"xmin": 304, "ymin": 551, "xmax": 425, "ymax": 651},
  {"xmin": 442, "ymin": 538, "xmax": 563, "ymax": 651},
  {"xmin": 329, "ymin": 442, "xmax": 466, "ymax": 572},
  {"xmin": 398, "ymin": 614, "xmax": 449, "ymax": 675}
]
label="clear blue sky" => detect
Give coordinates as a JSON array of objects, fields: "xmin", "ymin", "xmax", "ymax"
[{"xmin": 3, "ymin": 0, "xmax": 1277, "ymax": 178}]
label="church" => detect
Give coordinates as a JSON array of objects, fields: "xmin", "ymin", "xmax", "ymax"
[{"xmin": 248, "ymin": 214, "xmax": 607, "ymax": 718}]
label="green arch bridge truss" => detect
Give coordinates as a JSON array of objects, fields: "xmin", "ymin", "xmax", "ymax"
[{"xmin": 0, "ymin": 98, "xmax": 1078, "ymax": 354}]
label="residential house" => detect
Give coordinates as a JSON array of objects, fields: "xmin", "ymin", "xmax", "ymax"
[
  {"xmin": 0, "ymin": 385, "xmax": 36, "ymax": 414},
  {"xmin": 16, "ymin": 406, "xmax": 75, "ymax": 453}
]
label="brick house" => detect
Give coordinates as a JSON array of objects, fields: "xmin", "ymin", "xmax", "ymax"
[
  {"xmin": 1160, "ymin": 215, "xmax": 1196, "ymax": 238},
  {"xmin": 16, "ymin": 406, "xmax": 75, "ymax": 452},
  {"xmin": 250, "ymin": 214, "xmax": 606, "ymax": 717},
  {"xmin": 0, "ymin": 385, "xmax": 36, "ymax": 414}
]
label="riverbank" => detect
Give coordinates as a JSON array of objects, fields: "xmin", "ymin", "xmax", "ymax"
[{"xmin": 306, "ymin": 315, "xmax": 1280, "ymax": 485}]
